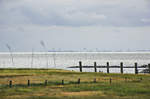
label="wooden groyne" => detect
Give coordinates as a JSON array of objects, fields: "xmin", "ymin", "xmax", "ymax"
[
  {"xmin": 68, "ymin": 65, "xmax": 148, "ymax": 68},
  {"xmin": 68, "ymin": 61, "xmax": 150, "ymax": 74}
]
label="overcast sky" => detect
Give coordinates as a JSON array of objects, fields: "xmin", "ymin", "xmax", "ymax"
[{"xmin": 0, "ymin": 0, "xmax": 150, "ymax": 52}]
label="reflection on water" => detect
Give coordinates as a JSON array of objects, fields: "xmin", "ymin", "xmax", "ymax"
[{"xmin": 0, "ymin": 52, "xmax": 150, "ymax": 73}]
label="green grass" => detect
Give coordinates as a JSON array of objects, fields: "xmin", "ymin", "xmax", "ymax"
[{"xmin": 0, "ymin": 69, "xmax": 150, "ymax": 99}]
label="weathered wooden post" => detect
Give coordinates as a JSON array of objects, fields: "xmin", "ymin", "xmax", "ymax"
[
  {"xmin": 28, "ymin": 80, "xmax": 30, "ymax": 86},
  {"xmin": 79, "ymin": 61, "xmax": 82, "ymax": 72},
  {"xmin": 62, "ymin": 80, "xmax": 64, "ymax": 85},
  {"xmin": 110, "ymin": 78, "xmax": 112, "ymax": 84},
  {"xmin": 125, "ymin": 77, "xmax": 127, "ymax": 82},
  {"xmin": 78, "ymin": 78, "xmax": 80, "ymax": 84},
  {"xmin": 120, "ymin": 62, "xmax": 123, "ymax": 74},
  {"xmin": 94, "ymin": 62, "xmax": 97, "ymax": 72},
  {"xmin": 148, "ymin": 64, "xmax": 150, "ymax": 74},
  {"xmin": 135, "ymin": 63, "xmax": 138, "ymax": 74},
  {"xmin": 107, "ymin": 62, "xmax": 109, "ymax": 73},
  {"xmin": 94, "ymin": 78, "xmax": 96, "ymax": 83},
  {"xmin": 9, "ymin": 80, "xmax": 12, "ymax": 88},
  {"xmin": 45, "ymin": 80, "xmax": 48, "ymax": 86}
]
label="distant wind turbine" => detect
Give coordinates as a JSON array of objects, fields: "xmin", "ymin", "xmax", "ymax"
[
  {"xmin": 31, "ymin": 48, "xmax": 34, "ymax": 68},
  {"xmin": 40, "ymin": 40, "xmax": 48, "ymax": 69},
  {"xmin": 52, "ymin": 48, "xmax": 56, "ymax": 68},
  {"xmin": 40, "ymin": 40, "xmax": 46, "ymax": 49},
  {"xmin": 6, "ymin": 44, "xmax": 14, "ymax": 67}
]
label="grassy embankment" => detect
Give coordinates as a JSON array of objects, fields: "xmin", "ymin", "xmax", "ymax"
[{"xmin": 0, "ymin": 68, "xmax": 150, "ymax": 99}]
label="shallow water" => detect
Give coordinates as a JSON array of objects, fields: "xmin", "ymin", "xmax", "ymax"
[{"xmin": 0, "ymin": 52, "xmax": 150, "ymax": 73}]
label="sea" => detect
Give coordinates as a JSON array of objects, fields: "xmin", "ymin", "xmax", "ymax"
[{"xmin": 0, "ymin": 52, "xmax": 150, "ymax": 74}]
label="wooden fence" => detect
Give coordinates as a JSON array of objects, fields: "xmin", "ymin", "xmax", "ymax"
[
  {"xmin": 7, "ymin": 77, "xmax": 143, "ymax": 88},
  {"xmin": 69, "ymin": 61, "xmax": 150, "ymax": 74}
]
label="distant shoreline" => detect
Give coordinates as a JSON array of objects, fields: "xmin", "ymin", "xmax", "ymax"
[{"xmin": 1, "ymin": 51, "xmax": 150, "ymax": 54}]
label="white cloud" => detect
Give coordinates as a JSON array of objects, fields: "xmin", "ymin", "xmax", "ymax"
[
  {"xmin": 141, "ymin": 19, "xmax": 150, "ymax": 23},
  {"xmin": 0, "ymin": 0, "xmax": 150, "ymax": 26}
]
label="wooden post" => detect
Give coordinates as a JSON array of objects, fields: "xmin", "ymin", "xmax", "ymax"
[
  {"xmin": 45, "ymin": 80, "xmax": 48, "ymax": 85},
  {"xmin": 78, "ymin": 78, "xmax": 80, "ymax": 84},
  {"xmin": 110, "ymin": 78, "xmax": 112, "ymax": 84},
  {"xmin": 135, "ymin": 63, "xmax": 138, "ymax": 74},
  {"xmin": 148, "ymin": 64, "xmax": 150, "ymax": 74},
  {"xmin": 107, "ymin": 62, "xmax": 109, "ymax": 73},
  {"xmin": 9, "ymin": 80, "xmax": 12, "ymax": 88},
  {"xmin": 94, "ymin": 62, "xmax": 97, "ymax": 72},
  {"xmin": 79, "ymin": 61, "xmax": 82, "ymax": 72},
  {"xmin": 62, "ymin": 80, "xmax": 64, "ymax": 85},
  {"xmin": 120, "ymin": 62, "xmax": 123, "ymax": 74},
  {"xmin": 28, "ymin": 80, "xmax": 30, "ymax": 86},
  {"xmin": 125, "ymin": 77, "xmax": 127, "ymax": 82},
  {"xmin": 94, "ymin": 78, "xmax": 96, "ymax": 83}
]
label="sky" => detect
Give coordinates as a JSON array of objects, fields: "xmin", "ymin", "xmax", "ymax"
[{"xmin": 0, "ymin": 0, "xmax": 150, "ymax": 52}]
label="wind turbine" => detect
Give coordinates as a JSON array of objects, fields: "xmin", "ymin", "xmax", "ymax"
[
  {"xmin": 40, "ymin": 40, "xmax": 48, "ymax": 69},
  {"xmin": 31, "ymin": 48, "xmax": 34, "ymax": 68},
  {"xmin": 6, "ymin": 44, "xmax": 14, "ymax": 67},
  {"xmin": 52, "ymin": 48, "xmax": 56, "ymax": 68}
]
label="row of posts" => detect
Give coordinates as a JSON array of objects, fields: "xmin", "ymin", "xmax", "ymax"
[
  {"xmin": 79, "ymin": 61, "xmax": 150, "ymax": 74},
  {"xmin": 9, "ymin": 78, "xmax": 95, "ymax": 88},
  {"xmin": 9, "ymin": 80, "xmax": 48, "ymax": 88},
  {"xmin": 9, "ymin": 77, "xmax": 143, "ymax": 88}
]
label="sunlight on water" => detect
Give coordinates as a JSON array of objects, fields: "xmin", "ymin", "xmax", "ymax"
[{"xmin": 0, "ymin": 52, "xmax": 150, "ymax": 73}]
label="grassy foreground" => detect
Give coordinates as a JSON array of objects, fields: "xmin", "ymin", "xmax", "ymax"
[{"xmin": 0, "ymin": 69, "xmax": 150, "ymax": 99}]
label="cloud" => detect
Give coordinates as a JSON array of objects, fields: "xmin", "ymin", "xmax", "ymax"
[
  {"xmin": 0, "ymin": 0, "xmax": 150, "ymax": 27},
  {"xmin": 0, "ymin": 0, "xmax": 150, "ymax": 51},
  {"xmin": 141, "ymin": 19, "xmax": 150, "ymax": 23}
]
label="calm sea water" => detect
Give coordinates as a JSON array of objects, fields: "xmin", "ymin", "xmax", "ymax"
[{"xmin": 0, "ymin": 52, "xmax": 150, "ymax": 73}]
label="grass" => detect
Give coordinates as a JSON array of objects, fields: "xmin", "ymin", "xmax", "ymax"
[{"xmin": 0, "ymin": 69, "xmax": 150, "ymax": 99}]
